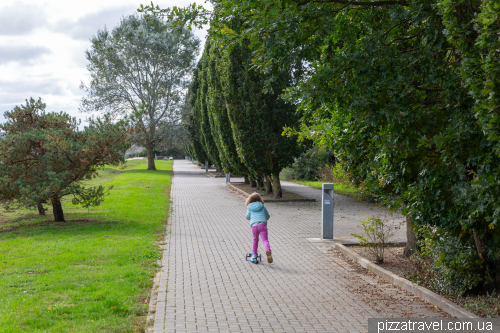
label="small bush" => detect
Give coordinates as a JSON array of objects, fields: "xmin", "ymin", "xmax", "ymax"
[
  {"xmin": 407, "ymin": 227, "xmax": 486, "ymax": 296},
  {"xmin": 319, "ymin": 163, "xmax": 351, "ymax": 184},
  {"xmin": 280, "ymin": 167, "xmax": 297, "ymax": 181},
  {"xmin": 282, "ymin": 146, "xmax": 335, "ymax": 181},
  {"xmin": 351, "ymin": 214, "xmax": 401, "ymax": 263}
]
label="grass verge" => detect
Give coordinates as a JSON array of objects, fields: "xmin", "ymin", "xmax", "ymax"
[
  {"xmin": 0, "ymin": 159, "xmax": 172, "ymax": 332},
  {"xmin": 285, "ymin": 180, "xmax": 365, "ymax": 199}
]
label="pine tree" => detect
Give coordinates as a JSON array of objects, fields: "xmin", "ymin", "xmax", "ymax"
[{"xmin": 0, "ymin": 98, "xmax": 131, "ymax": 222}]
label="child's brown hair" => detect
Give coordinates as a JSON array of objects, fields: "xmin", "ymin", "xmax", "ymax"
[{"xmin": 245, "ymin": 192, "xmax": 264, "ymax": 206}]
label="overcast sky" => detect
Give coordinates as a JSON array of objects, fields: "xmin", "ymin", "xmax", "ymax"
[{"xmin": 0, "ymin": 0, "xmax": 208, "ymax": 124}]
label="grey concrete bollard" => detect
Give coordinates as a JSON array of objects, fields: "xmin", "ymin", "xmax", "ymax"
[
  {"xmin": 225, "ymin": 173, "xmax": 230, "ymax": 183},
  {"xmin": 205, "ymin": 160, "xmax": 209, "ymax": 172},
  {"xmin": 322, "ymin": 183, "xmax": 334, "ymax": 239}
]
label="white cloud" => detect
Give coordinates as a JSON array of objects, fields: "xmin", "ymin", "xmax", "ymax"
[
  {"xmin": 52, "ymin": 5, "xmax": 139, "ymax": 41},
  {"xmin": 0, "ymin": 0, "xmax": 209, "ymax": 125},
  {"xmin": 0, "ymin": 45, "xmax": 52, "ymax": 65},
  {"xmin": 0, "ymin": 3, "xmax": 48, "ymax": 36}
]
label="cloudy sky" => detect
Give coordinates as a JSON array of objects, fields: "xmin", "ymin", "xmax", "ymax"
[{"xmin": 0, "ymin": 0, "xmax": 208, "ymax": 124}]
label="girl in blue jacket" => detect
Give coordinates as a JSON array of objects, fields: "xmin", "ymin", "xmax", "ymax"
[{"xmin": 245, "ymin": 192, "xmax": 273, "ymax": 263}]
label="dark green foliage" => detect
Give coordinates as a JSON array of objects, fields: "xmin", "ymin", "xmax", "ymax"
[
  {"xmin": 412, "ymin": 227, "xmax": 487, "ymax": 296},
  {"xmin": 186, "ymin": 37, "xmax": 304, "ymax": 196},
  {"xmin": 71, "ymin": 185, "xmax": 113, "ymax": 211},
  {"xmin": 205, "ymin": 42, "xmax": 250, "ymax": 176},
  {"xmin": 191, "ymin": 53, "xmax": 222, "ymax": 169},
  {"xmin": 219, "ymin": 41, "xmax": 304, "ymax": 197},
  {"xmin": 185, "ymin": 79, "xmax": 208, "ymax": 164},
  {"xmin": 283, "ymin": 146, "xmax": 334, "ymax": 181}
]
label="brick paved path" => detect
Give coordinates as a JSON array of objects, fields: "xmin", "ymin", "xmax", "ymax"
[{"xmin": 152, "ymin": 160, "xmax": 445, "ymax": 333}]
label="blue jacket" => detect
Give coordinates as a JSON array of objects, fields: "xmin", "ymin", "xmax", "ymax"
[{"xmin": 245, "ymin": 202, "xmax": 270, "ymax": 227}]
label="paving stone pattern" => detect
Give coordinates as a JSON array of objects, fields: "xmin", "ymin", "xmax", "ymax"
[
  {"xmin": 153, "ymin": 160, "xmax": 445, "ymax": 333},
  {"xmin": 277, "ymin": 181, "xmax": 407, "ymax": 243}
]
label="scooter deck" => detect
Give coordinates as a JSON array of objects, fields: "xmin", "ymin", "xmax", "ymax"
[{"xmin": 245, "ymin": 252, "xmax": 262, "ymax": 264}]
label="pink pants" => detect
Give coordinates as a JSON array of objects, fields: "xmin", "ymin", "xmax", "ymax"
[{"xmin": 252, "ymin": 223, "xmax": 271, "ymax": 254}]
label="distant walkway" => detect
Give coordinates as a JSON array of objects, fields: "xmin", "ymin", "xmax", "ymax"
[{"xmin": 151, "ymin": 160, "xmax": 443, "ymax": 333}]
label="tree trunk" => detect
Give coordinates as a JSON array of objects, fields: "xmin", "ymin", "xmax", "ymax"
[
  {"xmin": 256, "ymin": 177, "xmax": 263, "ymax": 191},
  {"xmin": 250, "ymin": 179, "xmax": 257, "ymax": 187},
  {"xmin": 146, "ymin": 142, "xmax": 156, "ymax": 170},
  {"xmin": 265, "ymin": 175, "xmax": 273, "ymax": 195},
  {"xmin": 404, "ymin": 216, "xmax": 418, "ymax": 257},
  {"xmin": 51, "ymin": 196, "xmax": 65, "ymax": 222},
  {"xmin": 473, "ymin": 229, "xmax": 491, "ymax": 292},
  {"xmin": 495, "ymin": 253, "xmax": 500, "ymax": 293},
  {"xmin": 473, "ymin": 229, "xmax": 487, "ymax": 260},
  {"xmin": 37, "ymin": 201, "xmax": 45, "ymax": 216},
  {"xmin": 272, "ymin": 173, "xmax": 282, "ymax": 199},
  {"xmin": 244, "ymin": 175, "xmax": 250, "ymax": 184}
]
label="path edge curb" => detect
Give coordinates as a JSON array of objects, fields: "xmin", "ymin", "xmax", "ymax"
[
  {"xmin": 334, "ymin": 243, "xmax": 479, "ymax": 319},
  {"xmin": 207, "ymin": 172, "xmax": 225, "ymax": 178},
  {"xmin": 227, "ymin": 182, "xmax": 249, "ymax": 198},
  {"xmin": 226, "ymin": 183, "xmax": 316, "ymax": 202}
]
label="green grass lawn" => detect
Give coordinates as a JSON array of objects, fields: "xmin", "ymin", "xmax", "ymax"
[
  {"xmin": 285, "ymin": 179, "xmax": 364, "ymax": 199},
  {"xmin": 0, "ymin": 159, "xmax": 172, "ymax": 332}
]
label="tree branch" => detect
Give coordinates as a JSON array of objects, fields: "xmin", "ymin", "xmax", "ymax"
[{"xmin": 297, "ymin": 0, "xmax": 407, "ymax": 6}]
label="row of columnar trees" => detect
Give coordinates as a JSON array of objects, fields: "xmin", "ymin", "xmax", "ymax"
[{"xmin": 187, "ymin": 37, "xmax": 303, "ymax": 198}]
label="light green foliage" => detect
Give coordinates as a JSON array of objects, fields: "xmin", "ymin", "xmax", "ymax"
[
  {"xmin": 81, "ymin": 15, "xmax": 199, "ymax": 170},
  {"xmin": 351, "ymin": 215, "xmax": 401, "ymax": 263},
  {"xmin": 283, "ymin": 179, "xmax": 363, "ymax": 200},
  {"xmin": 0, "ymin": 159, "xmax": 172, "ymax": 332},
  {"xmin": 327, "ymin": 163, "xmax": 352, "ymax": 185}
]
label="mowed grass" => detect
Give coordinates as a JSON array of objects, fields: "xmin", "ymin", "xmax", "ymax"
[
  {"xmin": 0, "ymin": 159, "xmax": 172, "ymax": 332},
  {"xmin": 286, "ymin": 180, "xmax": 364, "ymax": 198}
]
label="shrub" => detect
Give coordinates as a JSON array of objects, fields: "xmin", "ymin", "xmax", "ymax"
[
  {"xmin": 280, "ymin": 167, "xmax": 297, "ymax": 181},
  {"xmin": 351, "ymin": 214, "xmax": 402, "ymax": 263},
  {"xmin": 319, "ymin": 162, "xmax": 351, "ymax": 184},
  {"xmin": 408, "ymin": 227, "xmax": 487, "ymax": 296},
  {"xmin": 283, "ymin": 146, "xmax": 335, "ymax": 181}
]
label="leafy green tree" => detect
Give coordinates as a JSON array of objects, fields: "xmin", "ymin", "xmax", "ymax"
[
  {"xmin": 80, "ymin": 15, "xmax": 199, "ymax": 170},
  {"xmin": 0, "ymin": 98, "xmax": 132, "ymax": 222}
]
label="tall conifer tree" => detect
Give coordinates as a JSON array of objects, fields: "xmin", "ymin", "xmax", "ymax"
[
  {"xmin": 206, "ymin": 41, "xmax": 251, "ymax": 178},
  {"xmin": 195, "ymin": 48, "xmax": 222, "ymax": 169},
  {"xmin": 220, "ymin": 42, "xmax": 302, "ymax": 198}
]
